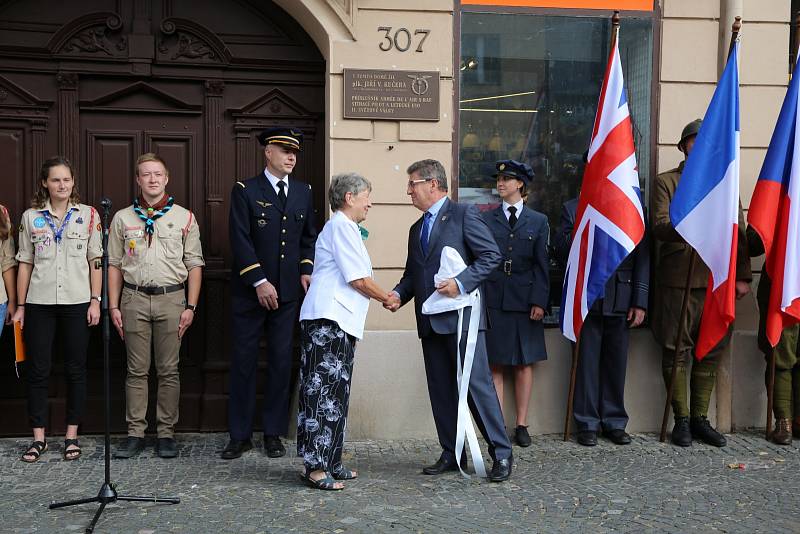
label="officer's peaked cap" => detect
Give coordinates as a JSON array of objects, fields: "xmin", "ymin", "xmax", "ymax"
[
  {"xmin": 492, "ymin": 159, "xmax": 534, "ymax": 185},
  {"xmin": 257, "ymin": 127, "xmax": 303, "ymax": 151}
]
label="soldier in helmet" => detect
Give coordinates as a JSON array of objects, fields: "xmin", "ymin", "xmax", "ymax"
[{"xmin": 651, "ymin": 119, "xmax": 752, "ymax": 447}]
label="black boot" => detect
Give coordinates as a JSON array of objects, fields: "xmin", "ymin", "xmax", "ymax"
[
  {"xmin": 690, "ymin": 416, "xmax": 727, "ymax": 447},
  {"xmin": 671, "ymin": 416, "xmax": 692, "ymax": 447}
]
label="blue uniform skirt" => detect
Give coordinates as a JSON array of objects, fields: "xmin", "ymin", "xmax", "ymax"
[{"xmin": 485, "ymin": 308, "xmax": 547, "ymax": 366}]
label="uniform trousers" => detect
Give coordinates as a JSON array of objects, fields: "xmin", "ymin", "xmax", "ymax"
[
  {"xmin": 420, "ymin": 311, "xmax": 512, "ymax": 463},
  {"xmin": 120, "ymin": 287, "xmax": 185, "ymax": 438},
  {"xmin": 573, "ymin": 312, "xmax": 629, "ymax": 432},
  {"xmin": 297, "ymin": 318, "xmax": 355, "ymax": 474},
  {"xmin": 228, "ymin": 295, "xmax": 298, "ymax": 439},
  {"xmin": 655, "ymin": 287, "xmax": 729, "ymax": 418},
  {"xmin": 24, "ymin": 302, "xmax": 90, "ymax": 428}
]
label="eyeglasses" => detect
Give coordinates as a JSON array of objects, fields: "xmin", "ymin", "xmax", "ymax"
[{"xmin": 407, "ymin": 178, "xmax": 432, "ymax": 188}]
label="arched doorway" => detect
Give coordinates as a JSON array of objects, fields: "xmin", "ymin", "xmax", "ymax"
[{"xmin": 0, "ymin": 0, "xmax": 325, "ymax": 435}]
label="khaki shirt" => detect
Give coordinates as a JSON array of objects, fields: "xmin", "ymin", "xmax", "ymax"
[
  {"xmin": 652, "ymin": 162, "xmax": 752, "ymax": 289},
  {"xmin": 108, "ymin": 203, "xmax": 204, "ymax": 286},
  {"xmin": 0, "ymin": 205, "xmax": 17, "ymax": 305},
  {"xmin": 16, "ymin": 202, "xmax": 103, "ymax": 305}
]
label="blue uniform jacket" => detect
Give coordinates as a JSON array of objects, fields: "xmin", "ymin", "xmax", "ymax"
[
  {"xmin": 555, "ymin": 198, "xmax": 649, "ymax": 315},
  {"xmin": 482, "ymin": 205, "xmax": 550, "ymax": 312},
  {"xmin": 229, "ymin": 173, "xmax": 316, "ymax": 302}
]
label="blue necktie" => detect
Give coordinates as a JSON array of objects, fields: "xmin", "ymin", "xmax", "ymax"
[{"xmin": 420, "ymin": 211, "xmax": 432, "ymax": 256}]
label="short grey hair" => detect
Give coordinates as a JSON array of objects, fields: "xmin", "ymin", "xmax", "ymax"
[
  {"xmin": 329, "ymin": 172, "xmax": 372, "ymax": 211},
  {"xmin": 406, "ymin": 159, "xmax": 448, "ymax": 192}
]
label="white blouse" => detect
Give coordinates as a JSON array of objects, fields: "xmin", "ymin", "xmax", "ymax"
[{"xmin": 300, "ymin": 210, "xmax": 372, "ymax": 339}]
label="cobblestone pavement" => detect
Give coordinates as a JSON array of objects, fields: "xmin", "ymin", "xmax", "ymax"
[{"xmin": 2, "ymin": 431, "xmax": 799, "ymax": 533}]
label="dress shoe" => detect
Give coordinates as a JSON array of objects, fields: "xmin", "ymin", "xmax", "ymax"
[
  {"xmin": 771, "ymin": 418, "xmax": 792, "ymax": 446},
  {"xmin": 488, "ymin": 455, "xmax": 512, "ymax": 482},
  {"xmin": 576, "ymin": 430, "xmax": 597, "ymax": 447},
  {"xmin": 422, "ymin": 455, "xmax": 466, "ymax": 475},
  {"xmin": 156, "ymin": 437, "xmax": 178, "ymax": 458},
  {"xmin": 264, "ymin": 435, "xmax": 286, "ymax": 458},
  {"xmin": 604, "ymin": 428, "xmax": 631, "ymax": 445},
  {"xmin": 690, "ymin": 416, "xmax": 727, "ymax": 447},
  {"xmin": 514, "ymin": 425, "xmax": 532, "ymax": 447},
  {"xmin": 114, "ymin": 436, "xmax": 145, "ymax": 459},
  {"xmin": 793, "ymin": 417, "xmax": 800, "ymax": 438},
  {"xmin": 221, "ymin": 439, "xmax": 253, "ymax": 460},
  {"xmin": 671, "ymin": 416, "xmax": 692, "ymax": 447}
]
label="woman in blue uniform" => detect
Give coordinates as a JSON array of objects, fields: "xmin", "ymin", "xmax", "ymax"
[{"xmin": 482, "ymin": 160, "xmax": 550, "ymax": 447}]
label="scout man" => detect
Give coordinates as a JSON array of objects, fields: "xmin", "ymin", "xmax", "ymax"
[{"xmin": 109, "ymin": 153, "xmax": 204, "ymax": 459}]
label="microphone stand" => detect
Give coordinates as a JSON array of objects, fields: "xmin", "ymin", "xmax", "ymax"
[{"xmin": 49, "ymin": 197, "xmax": 179, "ymax": 533}]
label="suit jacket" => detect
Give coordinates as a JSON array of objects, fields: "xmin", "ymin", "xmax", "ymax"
[
  {"xmin": 652, "ymin": 162, "xmax": 751, "ymax": 288},
  {"xmin": 555, "ymin": 198, "xmax": 650, "ymax": 316},
  {"xmin": 394, "ymin": 198, "xmax": 502, "ymax": 338},
  {"xmin": 482, "ymin": 205, "xmax": 550, "ymax": 312},
  {"xmin": 229, "ymin": 173, "xmax": 316, "ymax": 302}
]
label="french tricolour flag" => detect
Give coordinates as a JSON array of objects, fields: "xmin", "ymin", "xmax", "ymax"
[
  {"xmin": 560, "ymin": 33, "xmax": 645, "ymax": 342},
  {"xmin": 747, "ymin": 54, "xmax": 800, "ymax": 346},
  {"xmin": 670, "ymin": 42, "xmax": 741, "ymax": 359}
]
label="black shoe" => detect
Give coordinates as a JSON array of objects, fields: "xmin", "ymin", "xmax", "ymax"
[
  {"xmin": 514, "ymin": 426, "xmax": 532, "ymax": 447},
  {"xmin": 604, "ymin": 428, "xmax": 631, "ymax": 445},
  {"xmin": 690, "ymin": 416, "xmax": 727, "ymax": 447},
  {"xmin": 221, "ymin": 439, "xmax": 253, "ymax": 460},
  {"xmin": 114, "ymin": 436, "xmax": 145, "ymax": 459},
  {"xmin": 156, "ymin": 437, "xmax": 178, "ymax": 458},
  {"xmin": 422, "ymin": 455, "xmax": 466, "ymax": 475},
  {"xmin": 671, "ymin": 416, "xmax": 692, "ymax": 447},
  {"xmin": 264, "ymin": 435, "xmax": 286, "ymax": 458},
  {"xmin": 576, "ymin": 430, "xmax": 597, "ymax": 447},
  {"xmin": 488, "ymin": 455, "xmax": 513, "ymax": 482}
]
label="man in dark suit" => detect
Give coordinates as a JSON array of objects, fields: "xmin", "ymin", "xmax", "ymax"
[
  {"xmin": 556, "ymin": 197, "xmax": 649, "ymax": 446},
  {"xmin": 223, "ymin": 127, "xmax": 316, "ymax": 459},
  {"xmin": 385, "ymin": 159, "xmax": 513, "ymax": 482}
]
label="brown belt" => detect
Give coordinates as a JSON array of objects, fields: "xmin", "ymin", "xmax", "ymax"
[{"xmin": 123, "ymin": 282, "xmax": 185, "ymax": 295}]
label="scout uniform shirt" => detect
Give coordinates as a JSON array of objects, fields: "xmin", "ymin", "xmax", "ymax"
[
  {"xmin": 16, "ymin": 202, "xmax": 102, "ymax": 305},
  {"xmin": 0, "ymin": 205, "xmax": 17, "ymax": 304},
  {"xmin": 108, "ymin": 202, "xmax": 204, "ymax": 286}
]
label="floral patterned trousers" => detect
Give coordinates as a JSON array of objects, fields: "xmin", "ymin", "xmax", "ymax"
[{"xmin": 297, "ymin": 318, "xmax": 356, "ymax": 474}]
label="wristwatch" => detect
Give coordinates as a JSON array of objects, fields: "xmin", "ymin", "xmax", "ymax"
[
  {"xmin": 185, "ymin": 303, "xmax": 197, "ymax": 312},
  {"xmin": 91, "ymin": 295, "xmax": 102, "ymax": 303}
]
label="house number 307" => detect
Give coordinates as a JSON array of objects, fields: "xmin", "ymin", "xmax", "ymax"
[{"xmin": 377, "ymin": 27, "xmax": 431, "ymax": 52}]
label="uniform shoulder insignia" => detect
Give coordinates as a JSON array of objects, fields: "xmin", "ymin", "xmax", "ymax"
[{"xmin": 236, "ymin": 181, "xmax": 246, "ymax": 189}]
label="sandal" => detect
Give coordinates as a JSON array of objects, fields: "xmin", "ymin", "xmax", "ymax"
[
  {"xmin": 63, "ymin": 438, "xmax": 81, "ymax": 461},
  {"xmin": 21, "ymin": 440, "xmax": 47, "ymax": 463},
  {"xmin": 332, "ymin": 467, "xmax": 358, "ymax": 480},
  {"xmin": 300, "ymin": 470, "xmax": 344, "ymax": 491}
]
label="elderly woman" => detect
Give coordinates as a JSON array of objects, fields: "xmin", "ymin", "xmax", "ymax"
[{"xmin": 297, "ymin": 172, "xmax": 390, "ymax": 491}]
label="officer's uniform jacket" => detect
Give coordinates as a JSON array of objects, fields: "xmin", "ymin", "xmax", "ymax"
[
  {"xmin": 482, "ymin": 204, "xmax": 550, "ymax": 312},
  {"xmin": 652, "ymin": 161, "xmax": 751, "ymax": 289},
  {"xmin": 556, "ymin": 198, "xmax": 649, "ymax": 316},
  {"xmin": 229, "ymin": 172, "xmax": 316, "ymax": 302},
  {"xmin": 16, "ymin": 201, "xmax": 102, "ymax": 305},
  {"xmin": 107, "ymin": 203, "xmax": 204, "ymax": 286}
]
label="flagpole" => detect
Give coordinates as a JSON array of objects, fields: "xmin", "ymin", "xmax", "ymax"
[
  {"xmin": 659, "ymin": 252, "xmax": 697, "ymax": 442},
  {"xmin": 659, "ymin": 17, "xmax": 742, "ymax": 443},
  {"xmin": 563, "ymin": 10, "xmax": 621, "ymax": 442}
]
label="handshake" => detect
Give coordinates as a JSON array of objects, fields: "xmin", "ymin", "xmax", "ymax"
[{"xmin": 383, "ymin": 292, "xmax": 401, "ymax": 312}]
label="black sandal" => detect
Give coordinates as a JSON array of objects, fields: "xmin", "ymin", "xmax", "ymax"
[
  {"xmin": 301, "ymin": 470, "xmax": 344, "ymax": 491},
  {"xmin": 332, "ymin": 467, "xmax": 358, "ymax": 480},
  {"xmin": 63, "ymin": 438, "xmax": 81, "ymax": 461},
  {"xmin": 21, "ymin": 440, "xmax": 47, "ymax": 463}
]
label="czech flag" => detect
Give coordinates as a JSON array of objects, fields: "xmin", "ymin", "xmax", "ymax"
[
  {"xmin": 747, "ymin": 54, "xmax": 800, "ymax": 346},
  {"xmin": 670, "ymin": 42, "xmax": 741, "ymax": 359}
]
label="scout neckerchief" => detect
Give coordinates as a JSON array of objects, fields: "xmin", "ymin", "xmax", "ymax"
[
  {"xmin": 134, "ymin": 193, "xmax": 174, "ymax": 245},
  {"xmin": 41, "ymin": 206, "xmax": 74, "ymax": 244}
]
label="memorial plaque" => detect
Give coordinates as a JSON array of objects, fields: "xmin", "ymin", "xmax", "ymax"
[{"xmin": 343, "ymin": 68, "xmax": 440, "ymax": 121}]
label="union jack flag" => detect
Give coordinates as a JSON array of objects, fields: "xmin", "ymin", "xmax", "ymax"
[{"xmin": 560, "ymin": 34, "xmax": 645, "ymax": 342}]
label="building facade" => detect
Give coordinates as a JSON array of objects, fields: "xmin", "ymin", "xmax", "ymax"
[{"xmin": 0, "ymin": 0, "xmax": 791, "ymax": 437}]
